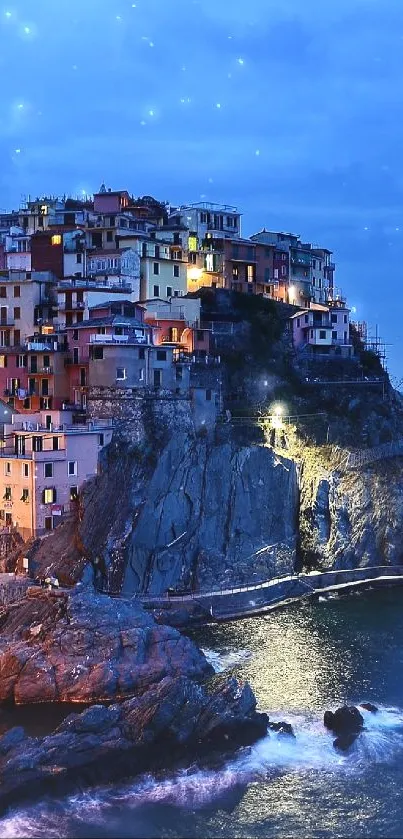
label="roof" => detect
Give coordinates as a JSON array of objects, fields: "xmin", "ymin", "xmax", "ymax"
[
  {"xmin": 66, "ymin": 315, "xmax": 149, "ymax": 330},
  {"xmin": 89, "ymin": 300, "xmax": 145, "ymax": 311}
]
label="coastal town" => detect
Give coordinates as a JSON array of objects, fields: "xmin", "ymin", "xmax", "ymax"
[{"xmin": 0, "ymin": 187, "xmax": 382, "ymax": 544}]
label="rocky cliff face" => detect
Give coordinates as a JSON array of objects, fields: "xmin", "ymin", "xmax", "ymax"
[
  {"xmin": 299, "ymin": 456, "xmax": 403, "ymax": 570},
  {"xmin": 123, "ymin": 434, "xmax": 299, "ymax": 595}
]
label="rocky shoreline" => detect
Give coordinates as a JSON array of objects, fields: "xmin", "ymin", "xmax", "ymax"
[{"xmin": 0, "ymin": 584, "xmax": 269, "ymax": 813}]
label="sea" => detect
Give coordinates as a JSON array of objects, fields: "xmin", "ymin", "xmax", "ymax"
[{"xmin": 1, "ymin": 586, "xmax": 403, "ymax": 838}]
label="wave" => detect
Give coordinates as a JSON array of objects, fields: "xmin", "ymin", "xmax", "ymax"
[{"xmin": 2, "ymin": 704, "xmax": 403, "ymax": 837}]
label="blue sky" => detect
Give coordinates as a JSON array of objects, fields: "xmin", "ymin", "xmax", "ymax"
[{"xmin": 0, "ymin": 0, "xmax": 402, "ymax": 379}]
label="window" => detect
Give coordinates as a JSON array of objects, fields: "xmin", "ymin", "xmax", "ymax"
[
  {"xmin": 14, "ymin": 307, "xmax": 20, "ymax": 320},
  {"xmin": 173, "ymin": 265, "xmax": 180, "ymax": 278},
  {"xmin": 21, "ymin": 488, "xmax": 29, "ymax": 503},
  {"xmin": 166, "ymin": 286, "xmax": 173, "ymax": 297},
  {"xmin": 196, "ymin": 330, "xmax": 204, "ymax": 342},
  {"xmin": 153, "ymin": 263, "xmax": 160, "ymax": 276},
  {"xmin": 70, "ymin": 486, "xmax": 78, "ymax": 502},
  {"xmin": 156, "ymin": 350, "xmax": 166, "ymax": 361},
  {"xmin": 247, "ymin": 265, "xmax": 254, "ymax": 283},
  {"xmin": 313, "ymin": 260, "xmax": 316, "ymax": 269},
  {"xmin": 73, "ymin": 348, "xmax": 79, "ymax": 364},
  {"xmin": 32, "ymin": 436, "xmax": 43, "ymax": 452},
  {"xmin": 116, "ymin": 367, "xmax": 126, "ymax": 380},
  {"xmin": 206, "ymin": 389, "xmax": 212, "ymax": 401},
  {"xmin": 14, "ymin": 328, "xmax": 20, "ymax": 345},
  {"xmin": 281, "ymin": 266, "xmax": 287, "ymax": 277},
  {"xmin": 41, "ymin": 379, "xmax": 49, "ymax": 397},
  {"xmin": 106, "ymin": 231, "xmax": 113, "ymax": 242},
  {"xmin": 76, "ymin": 312, "xmax": 84, "ymax": 323},
  {"xmin": 304, "ymin": 314, "xmax": 309, "ymax": 323},
  {"xmin": 42, "ymin": 487, "xmax": 56, "ymax": 504},
  {"xmin": 332, "ymin": 331, "xmax": 338, "ymax": 340},
  {"xmin": 52, "ymin": 436, "xmax": 59, "ymax": 451},
  {"xmin": 331, "ymin": 314, "xmax": 337, "ymax": 323},
  {"xmin": 297, "ymin": 318, "xmax": 300, "ymax": 327},
  {"xmin": 310, "ymin": 329, "xmax": 314, "ymax": 338},
  {"xmin": 14, "ymin": 286, "xmax": 20, "ymax": 298},
  {"xmin": 139, "ymin": 348, "xmax": 145, "ymax": 360},
  {"xmin": 43, "ymin": 354, "xmax": 50, "ymax": 368},
  {"xmin": 44, "ymin": 463, "xmax": 53, "ymax": 478},
  {"xmin": 155, "ymin": 245, "xmax": 160, "ymax": 258},
  {"xmin": 92, "ymin": 346, "xmax": 103, "ymax": 360},
  {"xmin": 44, "ymin": 516, "xmax": 52, "ymax": 531},
  {"xmin": 344, "ymin": 315, "xmax": 348, "ymax": 324},
  {"xmin": 0, "ymin": 355, "xmax": 7, "ymax": 368},
  {"xmin": 274, "ymin": 268, "xmax": 279, "ymax": 279},
  {"xmin": 0, "ymin": 287, "xmax": 6, "ymax": 299},
  {"xmin": 51, "ymin": 235, "xmax": 62, "ymax": 246},
  {"xmin": 344, "ymin": 331, "xmax": 348, "ymax": 342},
  {"xmin": 153, "ymin": 284, "xmax": 160, "ymax": 297},
  {"xmin": 68, "ymin": 461, "xmax": 77, "ymax": 476},
  {"xmin": 99, "ymin": 434, "xmax": 104, "ymax": 447},
  {"xmin": 3, "ymin": 487, "xmax": 11, "ymax": 501},
  {"xmin": 76, "ymin": 253, "xmax": 82, "ymax": 264},
  {"xmin": 22, "ymin": 463, "xmax": 29, "ymax": 478},
  {"xmin": 73, "ymin": 329, "xmax": 79, "ymax": 340},
  {"xmin": 4, "ymin": 462, "xmax": 11, "ymax": 476},
  {"xmin": 319, "ymin": 330, "xmax": 326, "ymax": 339},
  {"xmin": 170, "ymin": 327, "xmax": 178, "ymax": 342},
  {"xmin": 139, "ymin": 369, "xmax": 144, "ymax": 381}
]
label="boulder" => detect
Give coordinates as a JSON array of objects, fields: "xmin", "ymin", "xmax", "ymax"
[
  {"xmin": 360, "ymin": 702, "xmax": 378, "ymax": 714},
  {"xmin": 324, "ymin": 705, "xmax": 364, "ymax": 736},
  {"xmin": 267, "ymin": 721, "xmax": 295, "ymax": 737},
  {"xmin": 333, "ymin": 732, "xmax": 359, "ymax": 752}
]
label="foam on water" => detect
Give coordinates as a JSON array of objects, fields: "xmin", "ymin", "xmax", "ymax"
[
  {"xmin": 201, "ymin": 647, "xmax": 252, "ymax": 672},
  {"xmin": 2, "ymin": 703, "xmax": 403, "ymax": 837}
]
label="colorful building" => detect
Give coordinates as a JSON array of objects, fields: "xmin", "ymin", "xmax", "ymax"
[{"xmin": 0, "ymin": 409, "xmax": 113, "ymax": 538}]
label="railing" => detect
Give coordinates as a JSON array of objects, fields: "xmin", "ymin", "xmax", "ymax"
[
  {"xmin": 345, "ymin": 439, "xmax": 403, "ymax": 470},
  {"xmin": 89, "ymin": 333, "xmax": 148, "ymax": 345},
  {"xmin": 58, "ymin": 302, "xmax": 86, "ymax": 311}
]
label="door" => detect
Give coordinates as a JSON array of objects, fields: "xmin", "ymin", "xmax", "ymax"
[{"xmin": 153, "ymin": 369, "xmax": 162, "ymax": 387}]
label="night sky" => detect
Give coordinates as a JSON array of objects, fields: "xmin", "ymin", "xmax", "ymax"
[{"xmin": 0, "ymin": 0, "xmax": 402, "ymax": 379}]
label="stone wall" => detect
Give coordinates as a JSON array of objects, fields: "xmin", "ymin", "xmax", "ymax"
[
  {"xmin": 87, "ymin": 387, "xmax": 195, "ymax": 444},
  {"xmin": 0, "ymin": 577, "xmax": 30, "ymax": 607}
]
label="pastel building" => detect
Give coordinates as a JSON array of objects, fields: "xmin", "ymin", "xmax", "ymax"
[
  {"xmin": 0, "ymin": 410, "xmax": 113, "ymax": 538},
  {"xmin": 290, "ymin": 301, "xmax": 353, "ymax": 357}
]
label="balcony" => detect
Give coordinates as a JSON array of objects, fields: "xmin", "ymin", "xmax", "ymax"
[
  {"xmin": 0, "ymin": 319, "xmax": 14, "ymax": 327},
  {"xmin": 89, "ymin": 332, "xmax": 148, "ymax": 346},
  {"xmin": 58, "ymin": 301, "xmax": 86, "ymax": 311},
  {"xmin": 325, "ymin": 261, "xmax": 336, "ymax": 271}
]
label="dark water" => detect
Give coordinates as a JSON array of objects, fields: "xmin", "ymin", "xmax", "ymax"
[{"xmin": 2, "ymin": 588, "xmax": 403, "ymax": 838}]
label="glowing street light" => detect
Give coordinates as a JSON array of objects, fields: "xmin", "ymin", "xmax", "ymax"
[{"xmin": 270, "ymin": 403, "xmax": 286, "ymax": 429}]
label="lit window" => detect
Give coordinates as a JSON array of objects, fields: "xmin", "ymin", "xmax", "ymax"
[
  {"xmin": 247, "ymin": 265, "xmax": 254, "ymax": 282},
  {"xmin": 188, "ymin": 235, "xmax": 197, "ymax": 252},
  {"xmin": 43, "ymin": 487, "xmax": 56, "ymax": 504},
  {"xmin": 51, "ymin": 235, "xmax": 62, "ymax": 246}
]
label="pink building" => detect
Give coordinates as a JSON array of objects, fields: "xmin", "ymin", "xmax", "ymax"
[
  {"xmin": 290, "ymin": 302, "xmax": 353, "ymax": 358},
  {"xmin": 0, "ymin": 409, "xmax": 113, "ymax": 538}
]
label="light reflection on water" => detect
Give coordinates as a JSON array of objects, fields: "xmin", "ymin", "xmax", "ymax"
[{"xmin": 3, "ymin": 588, "xmax": 403, "ymax": 838}]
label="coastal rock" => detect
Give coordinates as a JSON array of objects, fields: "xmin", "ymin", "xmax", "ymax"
[
  {"xmin": 324, "ymin": 705, "xmax": 364, "ymax": 736},
  {"xmin": 360, "ymin": 702, "xmax": 378, "ymax": 713},
  {"xmin": 0, "ymin": 587, "xmax": 213, "ymax": 704},
  {"xmin": 324, "ymin": 705, "xmax": 364, "ymax": 750},
  {"xmin": 0, "ymin": 674, "xmax": 268, "ymax": 812},
  {"xmin": 267, "ymin": 720, "xmax": 295, "ymax": 737}
]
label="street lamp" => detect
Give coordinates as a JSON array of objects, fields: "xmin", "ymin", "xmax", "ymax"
[{"xmin": 271, "ymin": 402, "xmax": 286, "ymax": 429}]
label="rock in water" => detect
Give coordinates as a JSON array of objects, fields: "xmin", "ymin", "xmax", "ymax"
[
  {"xmin": 324, "ymin": 705, "xmax": 364, "ymax": 751},
  {"xmin": 267, "ymin": 721, "xmax": 295, "ymax": 737},
  {"xmin": 360, "ymin": 702, "xmax": 378, "ymax": 714},
  {"xmin": 333, "ymin": 732, "xmax": 359, "ymax": 752},
  {"xmin": 323, "ymin": 705, "xmax": 364, "ymax": 736}
]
